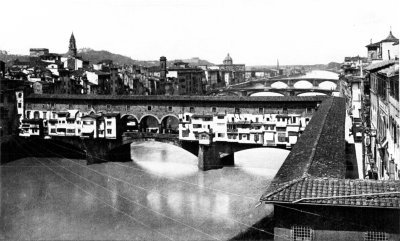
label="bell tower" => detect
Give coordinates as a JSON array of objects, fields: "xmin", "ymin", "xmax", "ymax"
[{"xmin": 68, "ymin": 32, "xmax": 77, "ymax": 57}]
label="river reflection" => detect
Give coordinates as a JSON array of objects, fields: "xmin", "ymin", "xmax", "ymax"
[
  {"xmin": 2, "ymin": 142, "xmax": 287, "ymax": 240},
  {"xmin": 131, "ymin": 141, "xmax": 198, "ymax": 178},
  {"xmin": 130, "ymin": 141, "xmax": 288, "ymax": 238}
]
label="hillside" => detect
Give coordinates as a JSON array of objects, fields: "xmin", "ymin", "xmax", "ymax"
[
  {"xmin": 78, "ymin": 48, "xmax": 214, "ymax": 67},
  {"xmin": 0, "ymin": 52, "xmax": 30, "ymax": 66}
]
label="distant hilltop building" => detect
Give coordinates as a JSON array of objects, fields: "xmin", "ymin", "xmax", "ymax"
[
  {"xmin": 218, "ymin": 53, "xmax": 245, "ymax": 85},
  {"xmin": 366, "ymin": 30, "xmax": 399, "ymax": 62},
  {"xmin": 30, "ymin": 48, "xmax": 49, "ymax": 57}
]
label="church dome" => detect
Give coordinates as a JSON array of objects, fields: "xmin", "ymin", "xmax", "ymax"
[{"xmin": 223, "ymin": 53, "xmax": 233, "ymax": 65}]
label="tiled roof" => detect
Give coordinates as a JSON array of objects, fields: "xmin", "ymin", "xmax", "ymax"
[
  {"xmin": 365, "ymin": 59, "xmax": 397, "ymax": 71},
  {"xmin": 378, "ymin": 64, "xmax": 399, "ymax": 77},
  {"xmin": 381, "ymin": 31, "xmax": 398, "ymax": 42},
  {"xmin": 261, "ymin": 177, "xmax": 400, "ymax": 209},
  {"xmin": 365, "ymin": 42, "xmax": 380, "ymax": 48},
  {"xmin": 268, "ymin": 97, "xmax": 346, "ymax": 186}
]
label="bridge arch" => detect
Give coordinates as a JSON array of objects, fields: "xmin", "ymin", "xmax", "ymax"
[
  {"xmin": 234, "ymin": 147, "xmax": 290, "ymax": 176},
  {"xmin": 217, "ymin": 91, "xmax": 240, "ymax": 97},
  {"xmin": 250, "ymin": 92, "xmax": 285, "ymax": 97},
  {"xmin": 139, "ymin": 114, "xmax": 161, "ymax": 133},
  {"xmin": 318, "ymin": 81, "xmax": 337, "ymax": 90},
  {"xmin": 293, "ymin": 80, "xmax": 313, "ymax": 89},
  {"xmin": 121, "ymin": 114, "xmax": 139, "ymax": 132},
  {"xmin": 271, "ymin": 81, "xmax": 288, "ymax": 89},
  {"xmin": 297, "ymin": 92, "xmax": 327, "ymax": 96},
  {"xmin": 160, "ymin": 114, "xmax": 179, "ymax": 134}
]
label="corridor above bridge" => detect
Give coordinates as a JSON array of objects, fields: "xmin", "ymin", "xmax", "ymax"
[{"xmin": 25, "ymin": 94, "xmax": 328, "ymax": 122}]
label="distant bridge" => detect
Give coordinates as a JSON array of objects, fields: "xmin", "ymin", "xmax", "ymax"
[{"xmin": 211, "ymin": 77, "xmax": 339, "ymax": 96}]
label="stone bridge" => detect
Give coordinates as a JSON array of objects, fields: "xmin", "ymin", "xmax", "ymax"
[
  {"xmin": 21, "ymin": 94, "xmax": 337, "ymax": 171},
  {"xmin": 219, "ymin": 87, "xmax": 337, "ymax": 97},
  {"xmin": 212, "ymin": 77, "xmax": 339, "ymax": 96},
  {"xmin": 14, "ymin": 132, "xmax": 290, "ymax": 171}
]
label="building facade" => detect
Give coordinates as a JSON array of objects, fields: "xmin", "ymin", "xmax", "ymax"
[{"xmin": 365, "ymin": 60, "xmax": 399, "ymax": 180}]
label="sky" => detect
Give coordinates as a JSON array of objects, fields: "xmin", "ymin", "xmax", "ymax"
[{"xmin": 1, "ymin": 0, "xmax": 399, "ymax": 65}]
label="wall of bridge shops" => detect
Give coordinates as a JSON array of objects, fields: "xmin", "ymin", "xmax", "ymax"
[{"xmin": 24, "ymin": 94, "xmax": 326, "ymax": 123}]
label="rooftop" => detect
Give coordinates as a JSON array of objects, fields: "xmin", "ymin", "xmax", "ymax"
[
  {"xmin": 365, "ymin": 59, "xmax": 397, "ymax": 72},
  {"xmin": 381, "ymin": 31, "xmax": 398, "ymax": 43},
  {"xmin": 266, "ymin": 97, "xmax": 346, "ymax": 186},
  {"xmin": 378, "ymin": 64, "xmax": 399, "ymax": 77},
  {"xmin": 25, "ymin": 94, "xmax": 328, "ymax": 103},
  {"xmin": 261, "ymin": 177, "xmax": 400, "ymax": 209}
]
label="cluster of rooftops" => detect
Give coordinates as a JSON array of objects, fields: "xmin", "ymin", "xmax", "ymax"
[{"xmin": 260, "ymin": 97, "xmax": 400, "ymax": 209}]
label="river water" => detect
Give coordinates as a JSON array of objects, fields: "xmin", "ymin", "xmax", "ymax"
[{"xmin": 1, "ymin": 141, "xmax": 289, "ymax": 240}]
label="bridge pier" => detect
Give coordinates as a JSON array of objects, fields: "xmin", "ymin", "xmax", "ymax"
[{"xmin": 198, "ymin": 143, "xmax": 222, "ymax": 171}]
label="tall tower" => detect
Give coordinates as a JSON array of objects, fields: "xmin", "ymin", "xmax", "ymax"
[
  {"xmin": 160, "ymin": 56, "xmax": 167, "ymax": 81},
  {"xmin": 277, "ymin": 59, "xmax": 280, "ymax": 70},
  {"xmin": 68, "ymin": 32, "xmax": 77, "ymax": 57}
]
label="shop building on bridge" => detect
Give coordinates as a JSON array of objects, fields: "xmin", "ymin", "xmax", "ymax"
[{"xmin": 20, "ymin": 94, "xmax": 323, "ymax": 148}]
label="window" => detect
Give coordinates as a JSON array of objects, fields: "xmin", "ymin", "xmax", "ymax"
[
  {"xmin": 168, "ymin": 106, "xmax": 173, "ymax": 112},
  {"xmin": 364, "ymin": 231, "xmax": 388, "ymax": 241},
  {"xmin": 291, "ymin": 226, "xmax": 313, "ymax": 241},
  {"xmin": 50, "ymin": 129, "xmax": 56, "ymax": 133},
  {"xmin": 88, "ymin": 104, "xmax": 92, "ymax": 110},
  {"xmin": 212, "ymin": 107, "xmax": 217, "ymax": 112},
  {"xmin": 26, "ymin": 111, "xmax": 30, "ymax": 119},
  {"xmin": 107, "ymin": 121, "xmax": 112, "ymax": 126},
  {"xmin": 107, "ymin": 129, "xmax": 112, "ymax": 134},
  {"xmin": 18, "ymin": 103, "xmax": 22, "ymax": 108},
  {"xmin": 235, "ymin": 108, "xmax": 240, "ymax": 114},
  {"xmin": 148, "ymin": 106, "xmax": 152, "ymax": 111},
  {"xmin": 52, "ymin": 112, "xmax": 56, "ymax": 119},
  {"xmin": 217, "ymin": 133, "xmax": 225, "ymax": 138},
  {"xmin": 306, "ymin": 107, "xmax": 313, "ymax": 113},
  {"xmin": 43, "ymin": 112, "xmax": 47, "ymax": 119},
  {"xmin": 190, "ymin": 107, "xmax": 195, "ymax": 112},
  {"xmin": 69, "ymin": 104, "xmax": 73, "ymax": 109},
  {"xmin": 259, "ymin": 107, "xmax": 263, "ymax": 114},
  {"xmin": 106, "ymin": 104, "xmax": 111, "ymax": 110},
  {"xmin": 67, "ymin": 129, "xmax": 75, "ymax": 133}
]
